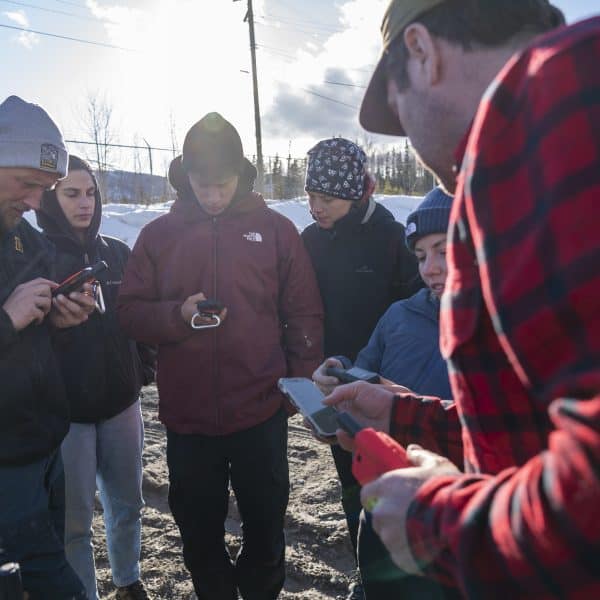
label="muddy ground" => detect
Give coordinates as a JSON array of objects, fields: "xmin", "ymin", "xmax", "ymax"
[{"xmin": 93, "ymin": 385, "xmax": 356, "ymax": 599}]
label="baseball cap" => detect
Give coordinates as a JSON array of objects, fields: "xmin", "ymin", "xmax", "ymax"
[{"xmin": 359, "ymin": 0, "xmax": 445, "ymax": 136}]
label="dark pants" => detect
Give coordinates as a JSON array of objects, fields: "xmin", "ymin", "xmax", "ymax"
[
  {"xmin": 331, "ymin": 444, "xmax": 362, "ymax": 562},
  {"xmin": 358, "ymin": 512, "xmax": 462, "ymax": 600},
  {"xmin": 0, "ymin": 451, "xmax": 86, "ymax": 599},
  {"xmin": 166, "ymin": 408, "xmax": 289, "ymax": 600}
]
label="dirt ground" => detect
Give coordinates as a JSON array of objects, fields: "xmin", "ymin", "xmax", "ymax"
[{"xmin": 93, "ymin": 385, "xmax": 356, "ymax": 599}]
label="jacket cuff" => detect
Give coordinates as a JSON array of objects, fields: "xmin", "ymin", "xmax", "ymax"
[
  {"xmin": 0, "ymin": 308, "xmax": 19, "ymax": 352},
  {"xmin": 389, "ymin": 392, "xmax": 426, "ymax": 448},
  {"xmin": 405, "ymin": 474, "xmax": 458, "ymax": 580}
]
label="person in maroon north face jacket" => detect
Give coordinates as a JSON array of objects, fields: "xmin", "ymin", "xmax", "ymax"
[{"xmin": 117, "ymin": 112, "xmax": 324, "ymax": 600}]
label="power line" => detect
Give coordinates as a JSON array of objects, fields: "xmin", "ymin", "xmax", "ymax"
[
  {"xmin": 66, "ymin": 139, "xmax": 173, "ymax": 152},
  {"xmin": 0, "ymin": 0, "xmax": 105, "ymax": 22},
  {"xmin": 256, "ymin": 16, "xmax": 344, "ymax": 36},
  {"xmin": 242, "ymin": 49, "xmax": 364, "ymax": 107},
  {"xmin": 260, "ymin": 12, "xmax": 345, "ymax": 33},
  {"xmin": 0, "ymin": 22, "xmax": 131, "ymax": 50},
  {"xmin": 301, "ymin": 88, "xmax": 359, "ymax": 110},
  {"xmin": 323, "ymin": 80, "xmax": 367, "ymax": 89},
  {"xmin": 255, "ymin": 20, "xmax": 334, "ymax": 38},
  {"xmin": 255, "ymin": 44, "xmax": 296, "ymax": 62},
  {"xmin": 54, "ymin": 0, "xmax": 89, "ymax": 7},
  {"xmin": 256, "ymin": 43, "xmax": 374, "ymax": 73},
  {"xmin": 271, "ymin": 0, "xmax": 337, "ymax": 27}
]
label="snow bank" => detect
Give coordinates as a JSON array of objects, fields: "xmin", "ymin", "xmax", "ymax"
[{"xmin": 25, "ymin": 195, "xmax": 423, "ymax": 247}]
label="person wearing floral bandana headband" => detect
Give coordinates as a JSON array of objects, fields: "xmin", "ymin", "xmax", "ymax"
[{"xmin": 301, "ymin": 136, "xmax": 421, "ymax": 599}]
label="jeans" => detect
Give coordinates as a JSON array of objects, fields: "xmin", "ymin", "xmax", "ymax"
[
  {"xmin": 61, "ymin": 400, "xmax": 144, "ymax": 600},
  {"xmin": 166, "ymin": 408, "xmax": 289, "ymax": 600},
  {"xmin": 0, "ymin": 451, "xmax": 86, "ymax": 599}
]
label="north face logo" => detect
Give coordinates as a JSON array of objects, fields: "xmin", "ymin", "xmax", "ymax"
[{"xmin": 243, "ymin": 232, "xmax": 263, "ymax": 243}]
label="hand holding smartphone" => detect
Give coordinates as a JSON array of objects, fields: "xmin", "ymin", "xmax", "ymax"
[
  {"xmin": 52, "ymin": 261, "xmax": 108, "ymax": 297},
  {"xmin": 325, "ymin": 365, "xmax": 380, "ymax": 384},
  {"xmin": 191, "ymin": 298, "xmax": 224, "ymax": 329},
  {"xmin": 278, "ymin": 377, "xmax": 340, "ymax": 439}
]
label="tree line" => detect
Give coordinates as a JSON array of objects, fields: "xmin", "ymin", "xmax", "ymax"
[{"xmin": 261, "ymin": 139, "xmax": 435, "ymax": 200}]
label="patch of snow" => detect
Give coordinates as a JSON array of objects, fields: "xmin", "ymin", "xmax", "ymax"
[{"xmin": 24, "ymin": 195, "xmax": 423, "ymax": 247}]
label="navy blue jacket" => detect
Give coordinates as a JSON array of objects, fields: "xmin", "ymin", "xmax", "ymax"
[
  {"xmin": 354, "ymin": 288, "xmax": 451, "ymax": 398},
  {"xmin": 302, "ymin": 199, "xmax": 420, "ymax": 361}
]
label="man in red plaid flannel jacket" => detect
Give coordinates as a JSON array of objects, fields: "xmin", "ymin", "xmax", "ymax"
[{"xmin": 325, "ymin": 1, "xmax": 600, "ymax": 597}]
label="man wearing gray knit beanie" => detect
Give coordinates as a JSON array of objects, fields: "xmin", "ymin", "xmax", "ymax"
[{"xmin": 0, "ymin": 95, "xmax": 93, "ymax": 599}]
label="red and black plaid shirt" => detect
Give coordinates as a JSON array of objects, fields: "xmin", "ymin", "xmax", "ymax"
[{"xmin": 390, "ymin": 17, "xmax": 600, "ymax": 598}]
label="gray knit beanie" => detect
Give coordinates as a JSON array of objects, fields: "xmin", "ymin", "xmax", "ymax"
[
  {"xmin": 0, "ymin": 95, "xmax": 68, "ymax": 177},
  {"xmin": 405, "ymin": 187, "xmax": 453, "ymax": 251}
]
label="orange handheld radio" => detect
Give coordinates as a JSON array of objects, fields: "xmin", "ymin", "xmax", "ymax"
[{"xmin": 336, "ymin": 412, "xmax": 411, "ymax": 486}]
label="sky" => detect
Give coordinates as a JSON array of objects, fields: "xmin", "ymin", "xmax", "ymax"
[{"xmin": 1, "ymin": 0, "xmax": 599, "ymax": 175}]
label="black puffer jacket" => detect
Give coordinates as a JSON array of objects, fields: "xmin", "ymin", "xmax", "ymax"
[
  {"xmin": 37, "ymin": 188, "xmax": 155, "ymax": 423},
  {"xmin": 302, "ymin": 199, "xmax": 421, "ymax": 361},
  {"xmin": 0, "ymin": 220, "xmax": 69, "ymax": 466}
]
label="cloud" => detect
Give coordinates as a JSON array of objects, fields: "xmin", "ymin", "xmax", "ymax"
[
  {"xmin": 3, "ymin": 10, "xmax": 38, "ymax": 48},
  {"xmin": 261, "ymin": 0, "xmax": 389, "ymax": 145},
  {"xmin": 4, "ymin": 10, "xmax": 27, "ymax": 27},
  {"xmin": 85, "ymin": 0, "xmax": 139, "ymax": 37}
]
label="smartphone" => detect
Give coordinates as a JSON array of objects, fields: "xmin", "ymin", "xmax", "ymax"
[
  {"xmin": 52, "ymin": 261, "xmax": 108, "ymax": 297},
  {"xmin": 278, "ymin": 377, "xmax": 340, "ymax": 439},
  {"xmin": 196, "ymin": 299, "xmax": 224, "ymax": 315},
  {"xmin": 325, "ymin": 365, "xmax": 380, "ymax": 384}
]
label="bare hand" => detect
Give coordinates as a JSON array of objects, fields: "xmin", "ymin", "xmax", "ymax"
[
  {"xmin": 181, "ymin": 292, "xmax": 227, "ymax": 328},
  {"xmin": 2, "ymin": 278, "xmax": 54, "ymax": 331},
  {"xmin": 49, "ymin": 283, "xmax": 96, "ymax": 328},
  {"xmin": 323, "ymin": 381, "xmax": 395, "ymax": 451},
  {"xmin": 361, "ymin": 445, "xmax": 461, "ymax": 574},
  {"xmin": 379, "ymin": 376, "xmax": 414, "ymax": 395},
  {"xmin": 312, "ymin": 357, "xmax": 344, "ymax": 395}
]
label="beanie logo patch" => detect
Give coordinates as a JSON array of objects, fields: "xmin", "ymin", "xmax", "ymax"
[
  {"xmin": 39, "ymin": 143, "xmax": 58, "ymax": 170},
  {"xmin": 243, "ymin": 231, "xmax": 263, "ymax": 243},
  {"xmin": 406, "ymin": 222, "xmax": 417, "ymax": 236}
]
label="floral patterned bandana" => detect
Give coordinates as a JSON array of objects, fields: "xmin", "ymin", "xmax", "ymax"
[{"xmin": 305, "ymin": 137, "xmax": 367, "ymax": 201}]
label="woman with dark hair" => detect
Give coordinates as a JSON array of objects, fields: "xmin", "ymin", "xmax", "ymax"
[{"xmin": 37, "ymin": 155, "xmax": 155, "ymax": 600}]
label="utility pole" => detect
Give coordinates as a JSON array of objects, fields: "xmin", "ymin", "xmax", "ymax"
[
  {"xmin": 286, "ymin": 140, "xmax": 292, "ymax": 199},
  {"xmin": 234, "ymin": 0, "xmax": 264, "ymax": 191}
]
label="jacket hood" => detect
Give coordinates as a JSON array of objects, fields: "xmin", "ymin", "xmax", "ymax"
[
  {"xmin": 168, "ymin": 152, "xmax": 257, "ymax": 203},
  {"xmin": 36, "ymin": 180, "xmax": 102, "ymax": 255},
  {"xmin": 403, "ymin": 287, "xmax": 440, "ymax": 322}
]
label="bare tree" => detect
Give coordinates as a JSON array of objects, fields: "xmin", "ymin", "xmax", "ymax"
[
  {"xmin": 132, "ymin": 133, "xmax": 146, "ymax": 205},
  {"xmin": 84, "ymin": 92, "xmax": 115, "ymax": 201},
  {"xmin": 168, "ymin": 110, "xmax": 179, "ymax": 158}
]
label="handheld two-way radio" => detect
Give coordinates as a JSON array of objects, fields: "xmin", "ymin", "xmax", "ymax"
[{"xmin": 336, "ymin": 412, "xmax": 410, "ymax": 486}]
